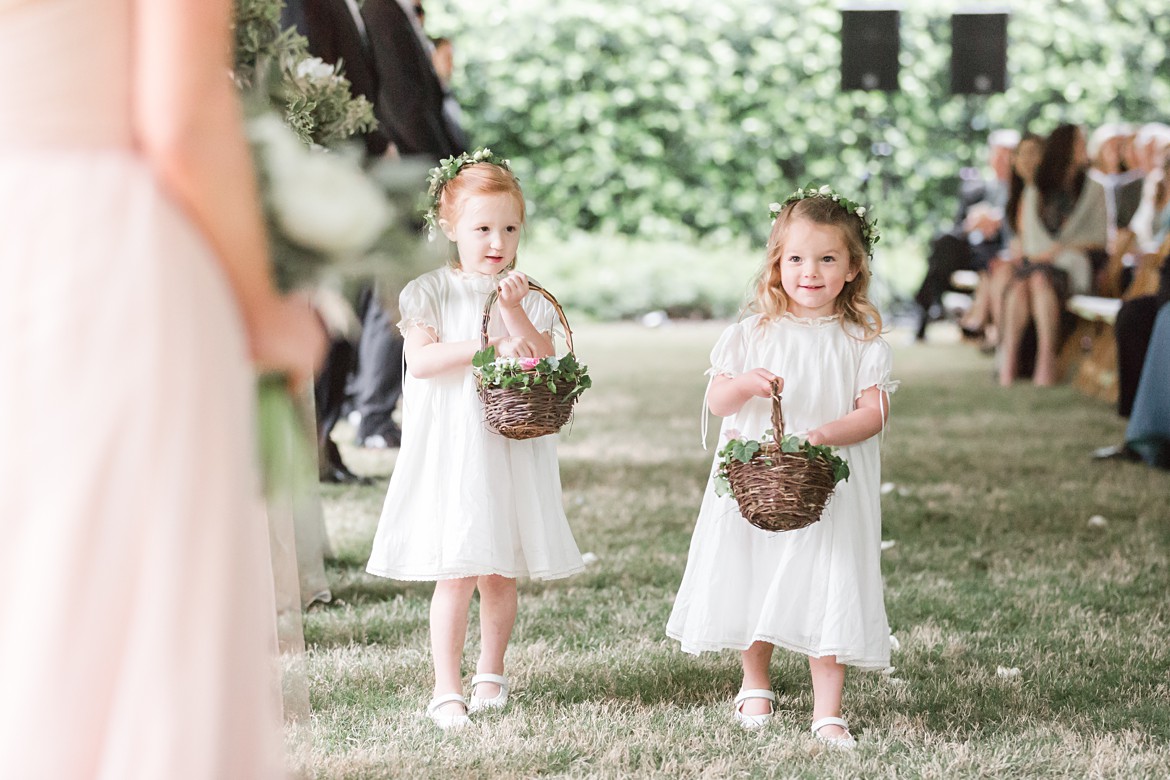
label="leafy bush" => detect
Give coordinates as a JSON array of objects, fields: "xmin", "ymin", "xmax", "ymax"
[
  {"xmin": 517, "ymin": 226, "xmax": 920, "ymax": 321},
  {"xmin": 428, "ymin": 0, "xmax": 1170, "ymax": 247}
]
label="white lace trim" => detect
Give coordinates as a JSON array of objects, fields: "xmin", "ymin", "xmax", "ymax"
[
  {"xmin": 777, "ymin": 311, "xmax": 842, "ymax": 327},
  {"xmin": 853, "ymin": 379, "xmax": 900, "ymax": 444},
  {"xmin": 447, "ymin": 265, "xmax": 504, "ymax": 293},
  {"xmin": 397, "ymin": 317, "xmax": 438, "ymax": 338}
]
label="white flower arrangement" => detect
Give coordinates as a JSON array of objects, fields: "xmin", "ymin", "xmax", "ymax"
[{"xmin": 250, "ymin": 114, "xmax": 391, "ymax": 256}]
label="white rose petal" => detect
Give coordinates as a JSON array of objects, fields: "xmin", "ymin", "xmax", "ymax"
[
  {"xmin": 996, "ymin": 666, "xmax": 1021, "ymax": 679},
  {"xmin": 881, "ymin": 482, "xmax": 896, "ymax": 495},
  {"xmin": 889, "ymin": 634, "xmax": 901, "ymax": 651},
  {"xmin": 880, "ymin": 666, "xmax": 896, "ymax": 675},
  {"xmin": 270, "ymin": 149, "xmax": 391, "ymax": 255},
  {"xmin": 581, "ymin": 552, "xmax": 599, "ymax": 565},
  {"xmin": 1088, "ymin": 514, "xmax": 1108, "ymax": 528},
  {"xmin": 881, "ymin": 539, "xmax": 897, "ymax": 551},
  {"xmin": 295, "ymin": 56, "xmax": 336, "ymax": 83}
]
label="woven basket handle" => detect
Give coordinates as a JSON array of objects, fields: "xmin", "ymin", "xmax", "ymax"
[
  {"xmin": 770, "ymin": 379, "xmax": 784, "ymax": 439},
  {"xmin": 479, "ymin": 278, "xmax": 574, "ymax": 354}
]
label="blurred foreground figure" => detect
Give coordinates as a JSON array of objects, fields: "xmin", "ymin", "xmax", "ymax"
[{"xmin": 0, "ymin": 0, "xmax": 325, "ymax": 777}]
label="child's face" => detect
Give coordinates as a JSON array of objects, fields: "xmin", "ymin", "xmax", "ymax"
[
  {"xmin": 441, "ymin": 192, "xmax": 523, "ymax": 275},
  {"xmin": 777, "ymin": 218, "xmax": 856, "ymax": 319}
]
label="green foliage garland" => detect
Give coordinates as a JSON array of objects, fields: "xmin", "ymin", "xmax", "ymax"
[
  {"xmin": 713, "ymin": 431, "xmax": 850, "ymax": 499},
  {"xmin": 233, "ymin": 0, "xmax": 376, "ymax": 147},
  {"xmin": 472, "ymin": 347, "xmax": 592, "ymax": 400}
]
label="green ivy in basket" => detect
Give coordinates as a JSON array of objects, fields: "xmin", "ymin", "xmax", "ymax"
[
  {"xmin": 472, "ymin": 346, "xmax": 593, "ymax": 399},
  {"xmin": 713, "ymin": 430, "xmax": 850, "ymax": 497}
]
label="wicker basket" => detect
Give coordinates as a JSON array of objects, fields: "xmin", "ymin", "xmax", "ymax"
[
  {"xmin": 477, "ymin": 280, "xmax": 579, "ymax": 440},
  {"xmin": 725, "ymin": 381, "xmax": 838, "ymax": 532}
]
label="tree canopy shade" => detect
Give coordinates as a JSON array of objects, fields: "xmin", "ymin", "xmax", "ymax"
[{"xmin": 429, "ymin": 0, "xmax": 1170, "ymax": 245}]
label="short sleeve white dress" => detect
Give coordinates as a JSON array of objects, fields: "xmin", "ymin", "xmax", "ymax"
[
  {"xmin": 365, "ymin": 267, "xmax": 584, "ymax": 581},
  {"xmin": 666, "ymin": 313, "xmax": 898, "ymax": 670}
]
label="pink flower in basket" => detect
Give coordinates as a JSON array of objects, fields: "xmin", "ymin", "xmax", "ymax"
[{"xmin": 518, "ymin": 357, "xmax": 542, "ymax": 370}]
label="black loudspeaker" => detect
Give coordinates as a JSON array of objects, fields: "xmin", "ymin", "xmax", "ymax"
[
  {"xmin": 840, "ymin": 9, "xmax": 900, "ymax": 92},
  {"xmin": 951, "ymin": 12, "xmax": 1008, "ymax": 94}
]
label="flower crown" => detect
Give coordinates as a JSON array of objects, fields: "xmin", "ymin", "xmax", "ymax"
[
  {"xmin": 769, "ymin": 183, "xmax": 880, "ymax": 257},
  {"xmin": 423, "ymin": 148, "xmax": 513, "ymax": 239}
]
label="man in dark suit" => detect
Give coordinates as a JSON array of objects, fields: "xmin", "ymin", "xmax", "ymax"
[
  {"xmin": 361, "ymin": 0, "xmax": 464, "ymax": 160},
  {"xmin": 914, "ymin": 129, "xmax": 1020, "ymax": 341},
  {"xmin": 345, "ymin": 0, "xmax": 466, "ymax": 451},
  {"xmin": 296, "ymin": 0, "xmax": 401, "ymax": 478},
  {"xmin": 302, "ymin": 0, "xmax": 392, "ymax": 159}
]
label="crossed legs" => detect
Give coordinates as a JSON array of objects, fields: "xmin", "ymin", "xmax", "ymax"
[{"xmin": 999, "ymin": 272, "xmax": 1062, "ymax": 386}]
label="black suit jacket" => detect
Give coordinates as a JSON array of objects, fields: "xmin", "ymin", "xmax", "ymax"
[
  {"xmin": 303, "ymin": 0, "xmax": 391, "ymax": 157},
  {"xmin": 361, "ymin": 0, "xmax": 464, "ymax": 160}
]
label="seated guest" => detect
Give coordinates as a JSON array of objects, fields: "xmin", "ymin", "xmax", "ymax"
[
  {"xmin": 963, "ymin": 131, "xmax": 1044, "ymax": 349},
  {"xmin": 1000, "ymin": 123, "xmax": 1107, "ymax": 386},
  {"xmin": 1095, "ymin": 255, "xmax": 1170, "ymax": 462},
  {"xmin": 1126, "ymin": 123, "xmax": 1170, "ymax": 252},
  {"xmin": 1087, "ymin": 122, "xmax": 1143, "ymax": 251},
  {"xmin": 1123, "ymin": 300, "xmax": 1170, "ymax": 469},
  {"xmin": 914, "ymin": 129, "xmax": 1020, "ymax": 341}
]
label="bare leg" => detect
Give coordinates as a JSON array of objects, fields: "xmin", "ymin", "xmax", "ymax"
[
  {"xmin": 739, "ymin": 641, "xmax": 775, "ymax": 716},
  {"xmin": 809, "ymin": 654, "xmax": 848, "ymax": 738},
  {"xmin": 474, "ymin": 574, "xmax": 518, "ymax": 698},
  {"xmin": 430, "ymin": 577, "xmax": 477, "ymax": 714},
  {"xmin": 986, "ymin": 262, "xmax": 1014, "ymax": 347},
  {"xmin": 1029, "ymin": 273, "xmax": 1061, "ymax": 386},
  {"xmin": 998, "ymin": 279, "xmax": 1031, "ymax": 386},
  {"xmin": 961, "ymin": 271, "xmax": 990, "ymax": 332}
]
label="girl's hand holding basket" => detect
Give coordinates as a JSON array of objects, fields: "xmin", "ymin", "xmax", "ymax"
[
  {"xmin": 473, "ymin": 278, "xmax": 592, "ymax": 440},
  {"xmin": 714, "ymin": 380, "xmax": 850, "ymax": 532}
]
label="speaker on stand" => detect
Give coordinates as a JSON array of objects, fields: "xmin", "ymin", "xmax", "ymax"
[
  {"xmin": 840, "ymin": 7, "xmax": 900, "ymax": 263},
  {"xmin": 840, "ymin": 8, "xmax": 901, "ymax": 92},
  {"xmin": 951, "ymin": 11, "xmax": 1009, "ymax": 95}
]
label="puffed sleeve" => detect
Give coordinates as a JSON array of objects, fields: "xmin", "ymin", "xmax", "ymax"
[
  {"xmin": 396, "ymin": 275, "xmax": 441, "ymax": 338},
  {"xmin": 706, "ymin": 320, "xmax": 749, "ymax": 378},
  {"xmin": 521, "ymin": 290, "xmax": 565, "ymax": 343},
  {"xmin": 855, "ymin": 336, "xmax": 900, "ymax": 400}
]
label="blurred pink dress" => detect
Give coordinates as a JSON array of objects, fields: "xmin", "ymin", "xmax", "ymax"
[{"xmin": 0, "ymin": 0, "xmax": 284, "ymax": 777}]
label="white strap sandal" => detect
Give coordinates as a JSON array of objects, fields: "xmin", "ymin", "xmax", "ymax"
[
  {"xmin": 426, "ymin": 693, "xmax": 470, "ymax": 731},
  {"xmin": 811, "ymin": 716, "xmax": 857, "ymax": 749},
  {"xmin": 733, "ymin": 689, "xmax": 776, "ymax": 729},
  {"xmin": 468, "ymin": 673, "xmax": 510, "ymax": 714}
]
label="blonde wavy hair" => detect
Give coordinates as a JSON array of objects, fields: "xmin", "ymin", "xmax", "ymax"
[
  {"xmin": 751, "ymin": 196, "xmax": 882, "ymax": 340},
  {"xmin": 436, "ymin": 162, "xmax": 526, "ymax": 270}
]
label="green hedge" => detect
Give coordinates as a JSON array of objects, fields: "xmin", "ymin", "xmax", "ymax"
[{"xmin": 428, "ymin": 0, "xmax": 1170, "ymax": 247}]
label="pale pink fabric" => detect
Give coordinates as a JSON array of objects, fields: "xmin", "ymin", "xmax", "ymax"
[{"xmin": 0, "ymin": 1, "xmax": 285, "ymax": 777}]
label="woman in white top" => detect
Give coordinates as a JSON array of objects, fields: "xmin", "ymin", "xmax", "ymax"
[{"xmin": 999, "ymin": 124, "xmax": 1107, "ymax": 386}]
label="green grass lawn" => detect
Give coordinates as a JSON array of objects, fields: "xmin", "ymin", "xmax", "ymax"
[{"xmin": 293, "ymin": 322, "xmax": 1170, "ymax": 779}]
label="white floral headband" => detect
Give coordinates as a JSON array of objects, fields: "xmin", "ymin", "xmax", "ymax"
[
  {"xmin": 423, "ymin": 147, "xmax": 513, "ymax": 240},
  {"xmin": 769, "ymin": 183, "xmax": 880, "ymax": 257}
]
